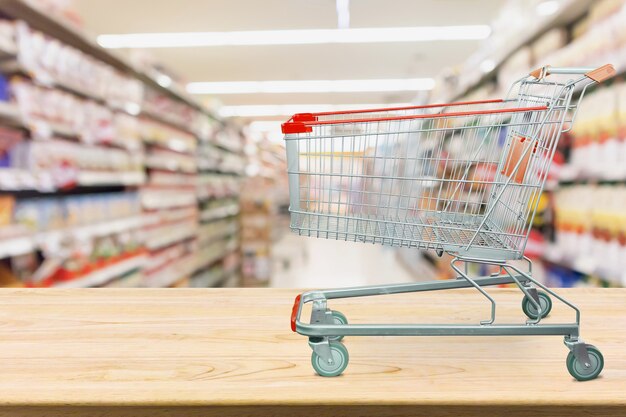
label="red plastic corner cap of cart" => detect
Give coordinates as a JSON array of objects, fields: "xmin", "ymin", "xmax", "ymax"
[
  {"xmin": 282, "ymin": 122, "xmax": 312, "ymax": 134},
  {"xmin": 282, "ymin": 113, "xmax": 317, "ymax": 134},
  {"xmin": 291, "ymin": 294, "xmax": 302, "ymax": 332}
]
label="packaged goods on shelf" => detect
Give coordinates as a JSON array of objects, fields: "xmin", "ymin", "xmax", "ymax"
[
  {"xmin": 148, "ymin": 206, "xmax": 196, "ymax": 224},
  {"xmin": 140, "ymin": 118, "xmax": 196, "ymax": 153},
  {"xmin": 497, "ymin": 47, "xmax": 532, "ymax": 94},
  {"xmin": 0, "ymin": 124, "xmax": 26, "ymax": 165},
  {"xmin": 194, "ymin": 237, "xmax": 236, "ymax": 274},
  {"xmin": 197, "ymin": 143, "xmax": 221, "ymax": 171},
  {"xmin": 240, "ymin": 178, "xmax": 276, "ymax": 287},
  {"xmin": 0, "ymin": 20, "xmax": 16, "ymax": 55},
  {"xmin": 0, "ymin": 195, "xmax": 14, "ymax": 227},
  {"xmin": 197, "ymin": 144, "xmax": 245, "ymax": 174},
  {"xmin": 214, "ymin": 129, "xmax": 244, "ymax": 154},
  {"xmin": 14, "ymin": 21, "xmax": 143, "ymax": 106},
  {"xmin": 100, "ymin": 270, "xmax": 143, "ymax": 288},
  {"xmin": 562, "ymin": 84, "xmax": 626, "ymax": 181},
  {"xmin": 141, "ymin": 187, "xmax": 197, "ymax": 210},
  {"xmin": 222, "ymin": 250, "xmax": 240, "ymax": 276},
  {"xmin": 197, "ymin": 174, "xmax": 241, "ymax": 200},
  {"xmin": 190, "ymin": 263, "xmax": 225, "ymax": 288},
  {"xmin": 148, "ymin": 171, "xmax": 197, "ymax": 187},
  {"xmin": 531, "ymin": 28, "xmax": 568, "ymax": 65},
  {"xmin": 113, "ymin": 113, "xmax": 142, "ymax": 151},
  {"xmin": 0, "ymin": 1, "xmax": 242, "ymax": 289},
  {"xmin": 50, "ymin": 253, "xmax": 147, "ymax": 288},
  {"xmin": 3, "ymin": 138, "xmax": 145, "ymax": 190},
  {"xmin": 144, "ymin": 242, "xmax": 190, "ymax": 274},
  {"xmin": 587, "ymin": 0, "xmax": 626, "ymax": 26},
  {"xmin": 142, "ymin": 250, "xmax": 196, "ymax": 288},
  {"xmin": 197, "ymin": 219, "xmax": 239, "ymax": 248},
  {"xmin": 219, "ymin": 152, "xmax": 246, "ymax": 175},
  {"xmin": 11, "ymin": 192, "xmax": 141, "ymax": 232},
  {"xmin": 539, "ymin": 3, "xmax": 626, "ymax": 70},
  {"xmin": 145, "ymin": 217, "xmax": 198, "ymax": 250},
  {"xmin": 142, "ymin": 86, "xmax": 207, "ymax": 138},
  {"xmin": 145, "ymin": 148, "xmax": 197, "ymax": 173},
  {"xmin": 551, "ymin": 185, "xmax": 626, "ymax": 286},
  {"xmin": 199, "ymin": 197, "xmax": 239, "ymax": 222},
  {"xmin": 2, "ymin": 192, "xmax": 146, "ymax": 287},
  {"xmin": 7, "ymin": 78, "xmax": 143, "ymax": 150},
  {"xmin": 197, "ymin": 218, "xmax": 239, "ymax": 247}
]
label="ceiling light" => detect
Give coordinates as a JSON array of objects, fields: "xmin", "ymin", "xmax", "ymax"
[
  {"xmin": 336, "ymin": 0, "xmax": 350, "ymax": 29},
  {"xmin": 536, "ymin": 1, "xmax": 560, "ymax": 16},
  {"xmin": 97, "ymin": 26, "xmax": 491, "ymax": 48},
  {"xmin": 188, "ymin": 79, "xmax": 434, "ymax": 95},
  {"xmin": 218, "ymin": 103, "xmax": 414, "ymax": 118}
]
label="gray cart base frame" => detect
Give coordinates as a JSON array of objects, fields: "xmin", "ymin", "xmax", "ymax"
[{"xmin": 291, "ymin": 256, "xmax": 598, "ymax": 378}]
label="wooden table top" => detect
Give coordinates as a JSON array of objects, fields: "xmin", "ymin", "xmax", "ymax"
[{"xmin": 0, "ymin": 287, "xmax": 624, "ymax": 417}]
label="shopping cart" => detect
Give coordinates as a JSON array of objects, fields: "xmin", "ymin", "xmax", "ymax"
[{"xmin": 283, "ymin": 65, "xmax": 616, "ymax": 380}]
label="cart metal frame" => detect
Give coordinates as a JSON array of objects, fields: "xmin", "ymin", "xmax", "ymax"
[{"xmin": 283, "ymin": 65, "xmax": 615, "ymax": 380}]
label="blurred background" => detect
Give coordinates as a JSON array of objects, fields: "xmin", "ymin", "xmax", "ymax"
[{"xmin": 0, "ymin": 0, "xmax": 624, "ymax": 289}]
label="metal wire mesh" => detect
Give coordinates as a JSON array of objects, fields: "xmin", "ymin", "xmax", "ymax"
[{"xmin": 285, "ymin": 75, "xmax": 583, "ymax": 261}]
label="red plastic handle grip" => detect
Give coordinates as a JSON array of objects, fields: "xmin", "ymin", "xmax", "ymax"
[{"xmin": 290, "ymin": 294, "xmax": 302, "ymax": 332}]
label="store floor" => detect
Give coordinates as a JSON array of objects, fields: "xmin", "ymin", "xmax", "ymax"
[{"xmin": 270, "ymin": 233, "xmax": 433, "ymax": 288}]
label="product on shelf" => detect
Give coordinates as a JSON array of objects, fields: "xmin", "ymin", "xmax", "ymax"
[
  {"xmin": 497, "ymin": 47, "xmax": 532, "ymax": 94},
  {"xmin": 1, "ymin": 192, "xmax": 145, "ymax": 287},
  {"xmin": 142, "ymin": 86, "xmax": 206, "ymax": 138},
  {"xmin": 539, "ymin": 2, "xmax": 626, "ymax": 71},
  {"xmin": 1, "ymin": 138, "xmax": 144, "ymax": 190},
  {"xmin": 15, "ymin": 21, "xmax": 143, "ymax": 106},
  {"xmin": 11, "ymin": 79, "xmax": 144, "ymax": 151},
  {"xmin": 552, "ymin": 185, "xmax": 626, "ymax": 286},
  {"xmin": 12, "ymin": 192, "xmax": 141, "ymax": 232},
  {"xmin": 197, "ymin": 174, "xmax": 241, "ymax": 200},
  {"xmin": 197, "ymin": 218, "xmax": 239, "ymax": 247},
  {"xmin": 0, "ymin": 6, "xmax": 242, "ymax": 290},
  {"xmin": 0, "ymin": 19, "xmax": 16, "ymax": 55},
  {"xmin": 0, "ymin": 124, "xmax": 26, "ymax": 165},
  {"xmin": 199, "ymin": 197, "xmax": 239, "ymax": 222},
  {"xmin": 189, "ymin": 263, "xmax": 225, "ymax": 288},
  {"xmin": 145, "ymin": 217, "xmax": 198, "ymax": 250},
  {"xmin": 145, "ymin": 148, "xmax": 197, "ymax": 173},
  {"xmin": 140, "ymin": 118, "xmax": 196, "ymax": 153},
  {"xmin": 141, "ymin": 187, "xmax": 197, "ymax": 210},
  {"xmin": 0, "ymin": 195, "xmax": 14, "ymax": 226},
  {"xmin": 560, "ymin": 83, "xmax": 626, "ymax": 181}
]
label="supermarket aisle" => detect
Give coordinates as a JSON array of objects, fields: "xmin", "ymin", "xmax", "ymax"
[{"xmin": 270, "ymin": 233, "xmax": 417, "ymax": 288}]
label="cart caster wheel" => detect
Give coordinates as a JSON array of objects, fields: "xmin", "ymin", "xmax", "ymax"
[
  {"xmin": 521, "ymin": 291, "xmax": 552, "ymax": 319},
  {"xmin": 567, "ymin": 345, "xmax": 604, "ymax": 381},
  {"xmin": 311, "ymin": 341, "xmax": 349, "ymax": 377},
  {"xmin": 328, "ymin": 310, "xmax": 348, "ymax": 342}
]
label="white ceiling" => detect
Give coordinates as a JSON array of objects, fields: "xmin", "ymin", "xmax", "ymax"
[{"xmin": 74, "ymin": 0, "xmax": 506, "ymax": 119}]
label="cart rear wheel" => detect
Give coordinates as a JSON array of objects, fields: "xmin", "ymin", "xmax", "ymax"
[
  {"xmin": 328, "ymin": 310, "xmax": 348, "ymax": 342},
  {"xmin": 311, "ymin": 341, "xmax": 349, "ymax": 377},
  {"xmin": 566, "ymin": 345, "xmax": 604, "ymax": 381},
  {"xmin": 521, "ymin": 291, "xmax": 552, "ymax": 319}
]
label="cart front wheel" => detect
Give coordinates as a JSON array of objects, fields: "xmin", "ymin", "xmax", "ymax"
[
  {"xmin": 521, "ymin": 291, "xmax": 552, "ymax": 319},
  {"xmin": 566, "ymin": 345, "xmax": 604, "ymax": 381},
  {"xmin": 328, "ymin": 310, "xmax": 348, "ymax": 342},
  {"xmin": 311, "ymin": 341, "xmax": 349, "ymax": 377}
]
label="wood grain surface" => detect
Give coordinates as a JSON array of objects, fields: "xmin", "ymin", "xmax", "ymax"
[{"xmin": 0, "ymin": 287, "xmax": 624, "ymax": 417}]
